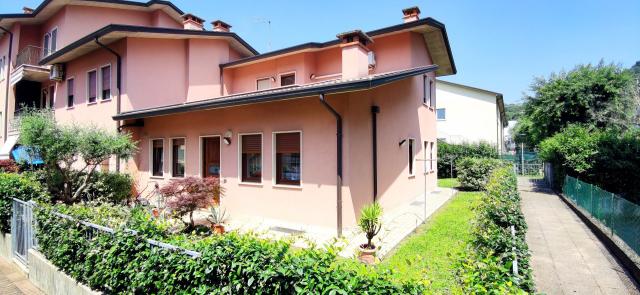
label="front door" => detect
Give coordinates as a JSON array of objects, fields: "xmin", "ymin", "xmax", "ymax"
[{"xmin": 202, "ymin": 137, "xmax": 221, "ymax": 178}]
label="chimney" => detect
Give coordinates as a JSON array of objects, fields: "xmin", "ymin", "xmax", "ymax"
[
  {"xmin": 22, "ymin": 7, "xmax": 34, "ymax": 14},
  {"xmin": 402, "ymin": 6, "xmax": 421, "ymax": 23},
  {"xmin": 337, "ymin": 30, "xmax": 373, "ymax": 80},
  {"xmin": 182, "ymin": 13, "xmax": 205, "ymax": 31},
  {"xmin": 211, "ymin": 20, "xmax": 232, "ymax": 32}
]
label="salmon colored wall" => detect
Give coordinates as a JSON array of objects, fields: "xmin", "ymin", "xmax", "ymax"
[
  {"xmin": 123, "ymin": 38, "xmax": 187, "ymax": 111},
  {"xmin": 150, "ymin": 10, "xmax": 182, "ymax": 29},
  {"xmin": 228, "ymin": 52, "xmax": 315, "ymax": 94},
  {"xmin": 0, "ymin": 24, "xmax": 24, "ymax": 136},
  {"xmin": 314, "ymin": 47, "xmax": 341, "ymax": 77},
  {"xmin": 18, "ymin": 25, "xmax": 42, "ymax": 49},
  {"xmin": 52, "ymin": 40, "xmax": 124, "ymax": 130},
  {"xmin": 186, "ymin": 39, "xmax": 228, "ymax": 102}
]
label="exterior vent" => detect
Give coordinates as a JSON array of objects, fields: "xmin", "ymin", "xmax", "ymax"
[{"xmin": 49, "ymin": 64, "xmax": 65, "ymax": 82}]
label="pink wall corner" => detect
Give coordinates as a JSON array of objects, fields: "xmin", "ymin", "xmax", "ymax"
[
  {"xmin": 150, "ymin": 10, "xmax": 182, "ymax": 29},
  {"xmin": 186, "ymin": 39, "xmax": 228, "ymax": 102},
  {"xmin": 369, "ymin": 32, "xmax": 413, "ymax": 74},
  {"xmin": 340, "ymin": 44, "xmax": 370, "ymax": 79},
  {"xmin": 314, "ymin": 47, "xmax": 341, "ymax": 78},
  {"xmin": 123, "ymin": 38, "xmax": 187, "ymax": 111}
]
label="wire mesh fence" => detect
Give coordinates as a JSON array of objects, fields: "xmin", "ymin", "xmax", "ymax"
[{"xmin": 562, "ymin": 176, "xmax": 640, "ymax": 256}]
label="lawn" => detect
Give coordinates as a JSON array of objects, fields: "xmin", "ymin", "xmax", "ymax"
[
  {"xmin": 437, "ymin": 177, "xmax": 460, "ymax": 188},
  {"xmin": 379, "ymin": 191, "xmax": 481, "ymax": 294}
]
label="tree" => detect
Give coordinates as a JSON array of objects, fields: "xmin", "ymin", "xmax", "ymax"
[
  {"xmin": 630, "ymin": 61, "xmax": 640, "ymax": 78},
  {"xmin": 18, "ymin": 109, "xmax": 137, "ymax": 203},
  {"xmin": 515, "ymin": 62, "xmax": 638, "ymax": 146},
  {"xmin": 504, "ymin": 103, "xmax": 525, "ymax": 121},
  {"xmin": 160, "ymin": 176, "xmax": 223, "ymax": 230}
]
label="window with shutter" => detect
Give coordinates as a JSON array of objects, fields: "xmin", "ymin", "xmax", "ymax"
[
  {"xmin": 275, "ymin": 132, "xmax": 301, "ymax": 186},
  {"xmin": 43, "ymin": 34, "xmax": 50, "ymax": 56},
  {"xmin": 101, "ymin": 65, "xmax": 111, "ymax": 100},
  {"xmin": 280, "ymin": 73, "xmax": 295, "ymax": 86},
  {"xmin": 87, "ymin": 70, "xmax": 97, "ymax": 103},
  {"xmin": 151, "ymin": 139, "xmax": 164, "ymax": 177},
  {"xmin": 240, "ymin": 134, "xmax": 262, "ymax": 183},
  {"xmin": 408, "ymin": 138, "xmax": 415, "ymax": 176},
  {"xmin": 67, "ymin": 79, "xmax": 74, "ymax": 108},
  {"xmin": 256, "ymin": 78, "xmax": 271, "ymax": 90},
  {"xmin": 201, "ymin": 137, "xmax": 221, "ymax": 177},
  {"xmin": 50, "ymin": 29, "xmax": 57, "ymax": 53},
  {"xmin": 172, "ymin": 138, "xmax": 186, "ymax": 177}
]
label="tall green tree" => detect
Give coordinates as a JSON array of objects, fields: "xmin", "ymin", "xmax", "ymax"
[{"xmin": 515, "ymin": 62, "xmax": 638, "ymax": 145}]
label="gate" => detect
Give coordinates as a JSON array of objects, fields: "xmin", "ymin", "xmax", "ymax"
[{"xmin": 11, "ymin": 198, "xmax": 36, "ymax": 265}]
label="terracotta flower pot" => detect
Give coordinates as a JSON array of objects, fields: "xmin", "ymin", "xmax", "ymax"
[
  {"xmin": 151, "ymin": 208, "xmax": 159, "ymax": 218},
  {"xmin": 358, "ymin": 244, "xmax": 377, "ymax": 265},
  {"xmin": 212, "ymin": 224, "xmax": 225, "ymax": 234}
]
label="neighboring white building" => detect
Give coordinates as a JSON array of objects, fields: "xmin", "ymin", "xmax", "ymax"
[
  {"xmin": 504, "ymin": 120, "xmax": 518, "ymax": 153},
  {"xmin": 435, "ymin": 80, "xmax": 507, "ymax": 153}
]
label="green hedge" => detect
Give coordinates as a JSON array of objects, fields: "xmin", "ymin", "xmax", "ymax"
[
  {"xmin": 32, "ymin": 170, "xmax": 133, "ymax": 204},
  {"xmin": 0, "ymin": 173, "xmax": 49, "ymax": 233},
  {"xmin": 34, "ymin": 204, "xmax": 425, "ymax": 294},
  {"xmin": 437, "ymin": 141, "xmax": 498, "ymax": 178},
  {"xmin": 457, "ymin": 166, "xmax": 533, "ymax": 293},
  {"xmin": 456, "ymin": 158, "xmax": 508, "ymax": 191}
]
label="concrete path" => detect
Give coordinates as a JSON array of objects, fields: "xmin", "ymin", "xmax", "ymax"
[
  {"xmin": 0, "ymin": 257, "xmax": 43, "ymax": 295},
  {"xmin": 519, "ymin": 177, "xmax": 640, "ymax": 295}
]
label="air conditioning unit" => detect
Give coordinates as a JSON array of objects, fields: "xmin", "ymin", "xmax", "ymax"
[{"xmin": 49, "ymin": 64, "xmax": 65, "ymax": 82}]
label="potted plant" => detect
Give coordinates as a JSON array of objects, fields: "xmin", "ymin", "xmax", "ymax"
[
  {"xmin": 207, "ymin": 206, "xmax": 228, "ymax": 234},
  {"xmin": 357, "ymin": 202, "xmax": 383, "ymax": 264}
]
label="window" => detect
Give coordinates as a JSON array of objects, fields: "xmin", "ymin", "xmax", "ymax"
[
  {"xmin": 436, "ymin": 108, "xmax": 446, "ymax": 120},
  {"xmin": 256, "ymin": 78, "xmax": 271, "ymax": 91},
  {"xmin": 50, "ymin": 28, "xmax": 57, "ymax": 53},
  {"xmin": 49, "ymin": 85, "xmax": 55, "ymax": 107},
  {"xmin": 430, "ymin": 142, "xmax": 435, "ymax": 171},
  {"xmin": 87, "ymin": 70, "xmax": 97, "ymax": 103},
  {"xmin": 100, "ymin": 65, "xmax": 111, "ymax": 100},
  {"xmin": 408, "ymin": 138, "xmax": 415, "ymax": 176},
  {"xmin": 424, "ymin": 76, "xmax": 434, "ymax": 107},
  {"xmin": 151, "ymin": 139, "xmax": 164, "ymax": 177},
  {"xmin": 43, "ymin": 33, "xmax": 50, "ymax": 56},
  {"xmin": 171, "ymin": 138, "xmax": 186, "ymax": 178},
  {"xmin": 240, "ymin": 134, "xmax": 262, "ymax": 183},
  {"xmin": 67, "ymin": 79, "xmax": 74, "ymax": 108},
  {"xmin": 0, "ymin": 56, "xmax": 5, "ymax": 78},
  {"xmin": 280, "ymin": 73, "xmax": 295, "ymax": 87},
  {"xmin": 274, "ymin": 132, "xmax": 301, "ymax": 186}
]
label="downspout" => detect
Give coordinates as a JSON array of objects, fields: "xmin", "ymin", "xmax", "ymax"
[
  {"xmin": 371, "ymin": 105, "xmax": 379, "ymax": 202},
  {"xmin": 95, "ymin": 37, "xmax": 122, "ymax": 172},
  {"xmin": 0, "ymin": 27, "xmax": 13, "ymax": 144},
  {"xmin": 319, "ymin": 94, "xmax": 343, "ymax": 237}
]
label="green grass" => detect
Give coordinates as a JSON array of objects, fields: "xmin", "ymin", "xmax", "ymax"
[
  {"xmin": 379, "ymin": 192, "xmax": 481, "ymax": 294},
  {"xmin": 437, "ymin": 178, "xmax": 460, "ymax": 188}
]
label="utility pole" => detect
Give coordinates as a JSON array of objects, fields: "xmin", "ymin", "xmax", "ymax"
[{"xmin": 520, "ymin": 141, "xmax": 524, "ymax": 176}]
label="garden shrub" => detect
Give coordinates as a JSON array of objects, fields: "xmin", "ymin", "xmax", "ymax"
[
  {"xmin": 0, "ymin": 159, "xmax": 19, "ymax": 173},
  {"xmin": 456, "ymin": 166, "xmax": 533, "ymax": 293},
  {"xmin": 34, "ymin": 203, "xmax": 425, "ymax": 294},
  {"xmin": 456, "ymin": 157, "xmax": 508, "ymax": 191},
  {"xmin": 83, "ymin": 172, "xmax": 134, "ymax": 204},
  {"xmin": 0, "ymin": 173, "xmax": 49, "ymax": 233},
  {"xmin": 437, "ymin": 141, "xmax": 498, "ymax": 178},
  {"xmin": 161, "ymin": 176, "xmax": 223, "ymax": 230}
]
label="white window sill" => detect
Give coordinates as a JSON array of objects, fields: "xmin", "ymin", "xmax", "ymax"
[
  {"xmin": 239, "ymin": 182, "xmax": 263, "ymax": 187},
  {"xmin": 408, "ymin": 174, "xmax": 416, "ymax": 179},
  {"xmin": 100, "ymin": 98, "xmax": 112, "ymax": 103},
  {"xmin": 87, "ymin": 101, "xmax": 97, "ymax": 105},
  {"xmin": 150, "ymin": 176, "xmax": 165, "ymax": 180},
  {"xmin": 273, "ymin": 184, "xmax": 302, "ymax": 190},
  {"xmin": 66, "ymin": 106, "xmax": 74, "ymax": 110}
]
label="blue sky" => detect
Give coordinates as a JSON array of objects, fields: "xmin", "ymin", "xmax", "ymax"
[{"xmin": 1, "ymin": 0, "xmax": 638, "ymax": 103}]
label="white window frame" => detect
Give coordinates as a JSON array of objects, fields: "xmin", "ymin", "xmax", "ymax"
[
  {"xmin": 436, "ymin": 108, "xmax": 446, "ymax": 121},
  {"xmin": 149, "ymin": 138, "xmax": 165, "ymax": 179},
  {"xmin": 272, "ymin": 130, "xmax": 303, "ymax": 188},
  {"xmin": 278, "ymin": 71, "xmax": 296, "ymax": 87},
  {"xmin": 430, "ymin": 141, "xmax": 435, "ymax": 172},
  {"xmin": 423, "ymin": 75, "xmax": 435, "ymax": 108},
  {"xmin": 43, "ymin": 33, "xmax": 50, "ymax": 56},
  {"xmin": 199, "ymin": 135, "xmax": 222, "ymax": 178},
  {"xmin": 238, "ymin": 132, "xmax": 263, "ymax": 185},
  {"xmin": 169, "ymin": 137, "xmax": 187, "ymax": 178},
  {"xmin": 408, "ymin": 137, "xmax": 416, "ymax": 177},
  {"xmin": 0, "ymin": 56, "xmax": 5, "ymax": 81},
  {"xmin": 256, "ymin": 76, "xmax": 272, "ymax": 91},
  {"xmin": 86, "ymin": 68, "xmax": 98, "ymax": 104},
  {"xmin": 99, "ymin": 63, "xmax": 113, "ymax": 102},
  {"xmin": 49, "ymin": 27, "xmax": 58, "ymax": 54},
  {"xmin": 66, "ymin": 76, "xmax": 75, "ymax": 109}
]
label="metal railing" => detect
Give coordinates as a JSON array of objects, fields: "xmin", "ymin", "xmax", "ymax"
[
  {"xmin": 8, "ymin": 115, "xmax": 21, "ymax": 133},
  {"xmin": 14, "ymin": 46, "xmax": 44, "ymax": 68},
  {"xmin": 11, "ymin": 199, "xmax": 37, "ymax": 265}
]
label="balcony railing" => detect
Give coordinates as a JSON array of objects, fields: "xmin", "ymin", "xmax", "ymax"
[
  {"xmin": 15, "ymin": 46, "xmax": 44, "ymax": 68},
  {"xmin": 9, "ymin": 115, "xmax": 21, "ymax": 133}
]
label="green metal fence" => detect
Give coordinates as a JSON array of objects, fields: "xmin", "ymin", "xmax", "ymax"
[{"xmin": 563, "ymin": 176, "xmax": 640, "ymax": 256}]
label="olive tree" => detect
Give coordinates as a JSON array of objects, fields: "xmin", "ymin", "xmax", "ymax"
[{"xmin": 19, "ymin": 110, "xmax": 137, "ymax": 203}]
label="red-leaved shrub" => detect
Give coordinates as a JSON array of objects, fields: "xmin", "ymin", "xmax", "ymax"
[
  {"xmin": 160, "ymin": 176, "xmax": 223, "ymax": 228},
  {"xmin": 0, "ymin": 159, "xmax": 19, "ymax": 173}
]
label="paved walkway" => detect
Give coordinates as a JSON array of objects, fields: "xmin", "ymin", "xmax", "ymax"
[
  {"xmin": 519, "ymin": 177, "xmax": 640, "ymax": 295},
  {"xmin": 0, "ymin": 257, "xmax": 43, "ymax": 295}
]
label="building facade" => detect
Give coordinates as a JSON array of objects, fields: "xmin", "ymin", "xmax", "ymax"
[
  {"xmin": 0, "ymin": 1, "xmax": 455, "ymax": 235},
  {"xmin": 435, "ymin": 80, "xmax": 506, "ymax": 153}
]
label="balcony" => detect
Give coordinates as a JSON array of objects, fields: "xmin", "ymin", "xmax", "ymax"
[{"xmin": 10, "ymin": 46, "xmax": 50, "ymax": 86}]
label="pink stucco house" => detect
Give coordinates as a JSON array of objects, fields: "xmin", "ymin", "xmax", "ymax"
[{"xmin": 0, "ymin": 1, "xmax": 455, "ymax": 235}]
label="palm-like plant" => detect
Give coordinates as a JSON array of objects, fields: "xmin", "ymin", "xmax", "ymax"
[
  {"xmin": 358, "ymin": 202, "xmax": 383, "ymax": 249},
  {"xmin": 207, "ymin": 206, "xmax": 227, "ymax": 225}
]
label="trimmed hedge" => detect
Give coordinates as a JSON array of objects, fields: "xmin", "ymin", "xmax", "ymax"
[
  {"xmin": 456, "ymin": 158, "xmax": 509, "ymax": 191},
  {"xmin": 437, "ymin": 141, "xmax": 498, "ymax": 178},
  {"xmin": 34, "ymin": 204, "xmax": 426, "ymax": 294},
  {"xmin": 457, "ymin": 166, "xmax": 533, "ymax": 293},
  {"xmin": 0, "ymin": 173, "xmax": 49, "ymax": 233}
]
